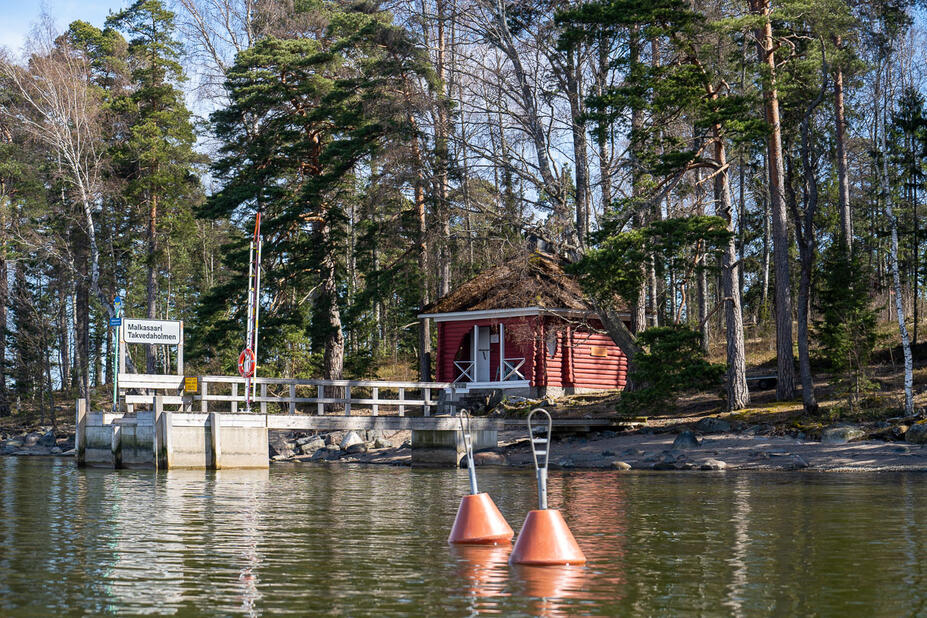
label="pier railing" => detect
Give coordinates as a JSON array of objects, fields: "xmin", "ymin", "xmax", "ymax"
[{"xmin": 118, "ymin": 373, "xmax": 455, "ymax": 416}]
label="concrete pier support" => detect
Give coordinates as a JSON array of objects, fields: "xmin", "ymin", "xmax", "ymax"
[
  {"xmin": 75, "ymin": 398, "xmax": 268, "ymax": 470},
  {"xmin": 410, "ymin": 426, "xmax": 498, "ymax": 467},
  {"xmin": 75, "ymin": 398, "xmax": 499, "ymax": 469}
]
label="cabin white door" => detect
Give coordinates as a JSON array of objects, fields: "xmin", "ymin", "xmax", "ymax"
[{"xmin": 475, "ymin": 325, "xmax": 491, "ymax": 382}]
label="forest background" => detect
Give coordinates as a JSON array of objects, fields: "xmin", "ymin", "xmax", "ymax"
[{"xmin": 1, "ymin": 0, "xmax": 925, "ymax": 420}]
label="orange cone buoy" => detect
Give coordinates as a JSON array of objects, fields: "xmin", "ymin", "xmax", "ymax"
[
  {"xmin": 510, "ymin": 509, "xmax": 586, "ymax": 565},
  {"xmin": 510, "ymin": 409, "xmax": 586, "ymax": 566},
  {"xmin": 449, "ymin": 492, "xmax": 515, "ymax": 544},
  {"xmin": 449, "ymin": 410, "xmax": 514, "ymax": 545}
]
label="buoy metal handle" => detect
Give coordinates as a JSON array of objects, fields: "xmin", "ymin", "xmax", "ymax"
[
  {"xmin": 527, "ymin": 408, "xmax": 552, "ymax": 510},
  {"xmin": 458, "ymin": 409, "xmax": 479, "ymax": 495}
]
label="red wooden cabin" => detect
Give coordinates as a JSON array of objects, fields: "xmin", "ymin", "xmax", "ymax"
[{"xmin": 419, "ymin": 253, "xmax": 631, "ymax": 398}]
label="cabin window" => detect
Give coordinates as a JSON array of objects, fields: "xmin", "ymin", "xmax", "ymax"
[{"xmin": 546, "ymin": 332, "xmax": 557, "ymax": 357}]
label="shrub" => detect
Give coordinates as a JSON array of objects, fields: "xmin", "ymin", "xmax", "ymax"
[{"xmin": 617, "ymin": 325, "xmax": 725, "ymax": 414}]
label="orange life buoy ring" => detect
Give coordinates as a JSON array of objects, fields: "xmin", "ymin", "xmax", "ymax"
[{"xmin": 238, "ymin": 348, "xmax": 256, "ymax": 378}]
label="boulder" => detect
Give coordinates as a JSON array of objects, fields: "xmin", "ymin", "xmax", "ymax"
[
  {"xmin": 906, "ymin": 423, "xmax": 927, "ymax": 444},
  {"xmin": 300, "ymin": 437, "xmax": 325, "ymax": 455},
  {"xmin": 22, "ymin": 432, "xmax": 41, "ymax": 447},
  {"xmin": 319, "ymin": 446, "xmax": 342, "ymax": 460},
  {"xmin": 672, "ymin": 431, "xmax": 701, "ymax": 450},
  {"xmin": 459, "ymin": 450, "xmax": 508, "ymax": 467},
  {"xmin": 37, "ymin": 430, "xmax": 56, "ymax": 447},
  {"xmin": 822, "ymin": 425, "xmax": 865, "ymax": 444},
  {"xmin": 365, "ymin": 429, "xmax": 382, "ymax": 443},
  {"xmin": 694, "ymin": 417, "xmax": 731, "ymax": 434},
  {"xmin": 340, "ymin": 431, "xmax": 364, "ymax": 451},
  {"xmin": 700, "ymin": 459, "xmax": 727, "ymax": 471},
  {"xmin": 791, "ymin": 455, "xmax": 809, "ymax": 469},
  {"xmin": 611, "ymin": 461, "xmax": 632, "ymax": 471},
  {"xmin": 474, "ymin": 450, "xmax": 507, "ymax": 466},
  {"xmin": 373, "ymin": 436, "xmax": 392, "ymax": 449},
  {"xmin": 324, "ymin": 431, "xmax": 345, "ymax": 446},
  {"xmin": 345, "ymin": 443, "xmax": 367, "ymax": 455}
]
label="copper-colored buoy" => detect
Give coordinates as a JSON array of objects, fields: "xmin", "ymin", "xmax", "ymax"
[
  {"xmin": 449, "ymin": 492, "xmax": 515, "ymax": 544},
  {"xmin": 510, "ymin": 409, "xmax": 586, "ymax": 566},
  {"xmin": 449, "ymin": 410, "xmax": 514, "ymax": 545},
  {"xmin": 510, "ymin": 509, "xmax": 586, "ymax": 565}
]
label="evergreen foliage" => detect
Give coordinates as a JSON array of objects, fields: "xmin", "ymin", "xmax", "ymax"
[
  {"xmin": 814, "ymin": 242, "xmax": 879, "ymax": 407},
  {"xmin": 616, "ymin": 326, "xmax": 725, "ymax": 414}
]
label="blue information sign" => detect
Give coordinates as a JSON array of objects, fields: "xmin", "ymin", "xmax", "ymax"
[{"xmin": 110, "ymin": 317, "xmax": 122, "ymax": 327}]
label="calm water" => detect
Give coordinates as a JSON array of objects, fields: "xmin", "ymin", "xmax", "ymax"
[{"xmin": 1, "ymin": 458, "xmax": 925, "ymax": 616}]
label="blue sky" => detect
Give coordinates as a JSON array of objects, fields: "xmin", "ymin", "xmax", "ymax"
[{"xmin": 0, "ymin": 0, "xmax": 127, "ymax": 56}]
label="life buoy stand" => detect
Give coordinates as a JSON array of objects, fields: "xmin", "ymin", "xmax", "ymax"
[{"xmin": 238, "ymin": 348, "xmax": 256, "ymax": 378}]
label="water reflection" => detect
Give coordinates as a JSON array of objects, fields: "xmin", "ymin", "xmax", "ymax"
[
  {"xmin": 450, "ymin": 544, "xmax": 510, "ymax": 598},
  {"xmin": 2, "ymin": 460, "xmax": 927, "ymax": 616}
]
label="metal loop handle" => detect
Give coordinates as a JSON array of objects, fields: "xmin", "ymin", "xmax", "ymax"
[
  {"xmin": 527, "ymin": 408, "xmax": 552, "ymax": 510},
  {"xmin": 458, "ymin": 408, "xmax": 478, "ymax": 494}
]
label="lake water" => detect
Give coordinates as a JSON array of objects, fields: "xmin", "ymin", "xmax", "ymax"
[{"xmin": 1, "ymin": 457, "xmax": 925, "ymax": 616}]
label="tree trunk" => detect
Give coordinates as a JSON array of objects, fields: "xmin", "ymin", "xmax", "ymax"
[
  {"xmin": 566, "ymin": 45, "xmax": 588, "ymax": 247},
  {"xmin": 879, "ymin": 64, "xmax": 914, "ymax": 414},
  {"xmin": 596, "ymin": 34, "xmax": 612, "ymax": 217},
  {"xmin": 629, "ymin": 25, "xmax": 646, "ymax": 334},
  {"xmin": 713, "ymin": 127, "xmax": 750, "ymax": 410},
  {"xmin": 57, "ymin": 282, "xmax": 70, "ymax": 390},
  {"xmin": 321, "ymin": 221, "xmax": 345, "ymax": 382},
  {"xmin": 751, "ymin": 0, "xmax": 796, "ymax": 400},
  {"xmin": 487, "ymin": 0, "xmax": 562, "ymax": 214},
  {"xmin": 0, "ymin": 239, "xmax": 7, "ymax": 416},
  {"xmin": 412, "ymin": 130, "xmax": 432, "ymax": 381},
  {"xmin": 695, "ymin": 166, "xmax": 709, "ymax": 352},
  {"xmin": 146, "ymin": 192, "xmax": 158, "ymax": 374},
  {"xmin": 834, "ymin": 35, "xmax": 852, "ymax": 250},
  {"xmin": 74, "ymin": 223, "xmax": 91, "ymax": 399}
]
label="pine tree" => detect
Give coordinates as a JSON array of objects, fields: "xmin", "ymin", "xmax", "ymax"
[
  {"xmin": 815, "ymin": 242, "xmax": 879, "ymax": 409},
  {"xmin": 203, "ymin": 2, "xmax": 432, "ymax": 380},
  {"xmin": 107, "ymin": 0, "xmax": 200, "ymax": 373}
]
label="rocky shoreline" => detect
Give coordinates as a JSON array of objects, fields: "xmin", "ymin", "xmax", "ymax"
[{"xmin": 6, "ymin": 417, "xmax": 927, "ymax": 472}]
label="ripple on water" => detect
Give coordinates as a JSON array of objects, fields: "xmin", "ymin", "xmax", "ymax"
[{"xmin": 0, "ymin": 459, "xmax": 926, "ymax": 615}]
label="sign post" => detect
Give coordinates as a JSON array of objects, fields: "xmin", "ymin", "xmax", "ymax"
[{"xmin": 111, "ymin": 296, "xmax": 122, "ymax": 412}]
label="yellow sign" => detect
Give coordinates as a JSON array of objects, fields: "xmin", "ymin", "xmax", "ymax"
[
  {"xmin": 184, "ymin": 376, "xmax": 199, "ymax": 393},
  {"xmin": 589, "ymin": 346, "xmax": 609, "ymax": 358}
]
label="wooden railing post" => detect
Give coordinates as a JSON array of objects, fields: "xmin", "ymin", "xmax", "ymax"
[
  {"xmin": 424, "ymin": 388, "xmax": 432, "ymax": 417},
  {"xmin": 231, "ymin": 382, "xmax": 238, "ymax": 414},
  {"xmin": 260, "ymin": 383, "xmax": 267, "ymax": 415},
  {"xmin": 289, "ymin": 384, "xmax": 296, "ymax": 415},
  {"xmin": 200, "ymin": 379, "xmax": 208, "ymax": 414},
  {"xmin": 398, "ymin": 388, "xmax": 405, "ymax": 417},
  {"xmin": 372, "ymin": 387, "xmax": 379, "ymax": 416},
  {"xmin": 345, "ymin": 385, "xmax": 351, "ymax": 415}
]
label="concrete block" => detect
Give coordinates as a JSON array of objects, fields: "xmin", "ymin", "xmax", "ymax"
[{"xmin": 411, "ymin": 427, "xmax": 497, "ymax": 467}]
